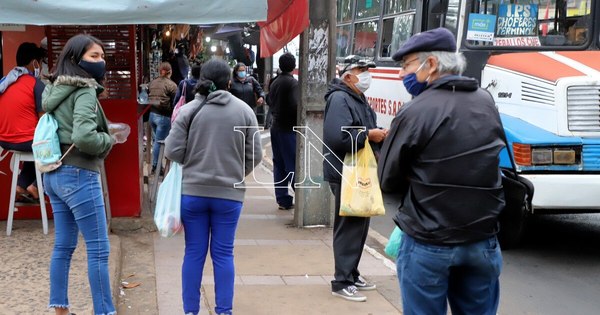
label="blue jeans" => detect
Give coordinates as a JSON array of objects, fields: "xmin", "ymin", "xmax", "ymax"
[
  {"xmin": 397, "ymin": 234, "xmax": 502, "ymax": 315},
  {"xmin": 181, "ymin": 195, "xmax": 243, "ymax": 315},
  {"xmin": 44, "ymin": 165, "xmax": 115, "ymax": 315},
  {"xmin": 150, "ymin": 112, "xmax": 171, "ymax": 169},
  {"xmin": 270, "ymin": 127, "xmax": 296, "ymax": 207}
]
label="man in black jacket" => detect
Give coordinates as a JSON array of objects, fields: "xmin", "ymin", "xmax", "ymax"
[
  {"xmin": 378, "ymin": 27, "xmax": 505, "ymax": 315},
  {"xmin": 323, "ymin": 56, "xmax": 387, "ymax": 302},
  {"xmin": 268, "ymin": 53, "xmax": 298, "ymax": 210}
]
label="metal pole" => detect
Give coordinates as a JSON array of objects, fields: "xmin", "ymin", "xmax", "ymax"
[{"xmin": 294, "ymin": 0, "xmax": 337, "ymax": 227}]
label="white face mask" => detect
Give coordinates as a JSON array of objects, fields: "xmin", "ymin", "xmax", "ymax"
[{"xmin": 354, "ymin": 71, "xmax": 372, "ymax": 93}]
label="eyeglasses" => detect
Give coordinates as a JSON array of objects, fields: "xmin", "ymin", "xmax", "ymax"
[{"xmin": 399, "ymin": 57, "xmax": 420, "ymax": 69}]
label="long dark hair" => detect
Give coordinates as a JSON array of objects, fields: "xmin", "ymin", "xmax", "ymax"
[
  {"xmin": 232, "ymin": 62, "xmax": 246, "ymax": 77},
  {"xmin": 194, "ymin": 59, "xmax": 231, "ymax": 96},
  {"xmin": 49, "ymin": 34, "xmax": 105, "ymax": 83}
]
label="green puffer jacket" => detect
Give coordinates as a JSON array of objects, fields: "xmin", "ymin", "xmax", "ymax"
[{"xmin": 42, "ymin": 75, "xmax": 114, "ymax": 172}]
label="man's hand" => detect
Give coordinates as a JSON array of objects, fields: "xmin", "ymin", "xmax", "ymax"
[
  {"xmin": 256, "ymin": 97, "xmax": 265, "ymax": 106},
  {"xmin": 368, "ymin": 128, "xmax": 387, "ymax": 143}
]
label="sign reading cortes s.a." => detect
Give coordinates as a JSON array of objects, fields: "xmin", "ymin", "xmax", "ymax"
[{"xmin": 496, "ymin": 4, "xmax": 538, "ymax": 37}]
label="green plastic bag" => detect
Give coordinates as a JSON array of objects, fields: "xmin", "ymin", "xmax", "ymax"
[{"xmin": 384, "ymin": 226, "xmax": 403, "ymax": 259}]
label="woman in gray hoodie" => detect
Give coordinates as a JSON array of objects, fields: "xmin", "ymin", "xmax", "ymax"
[{"xmin": 165, "ymin": 59, "xmax": 262, "ymax": 315}]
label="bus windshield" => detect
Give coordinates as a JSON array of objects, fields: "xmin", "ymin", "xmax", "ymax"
[{"xmin": 465, "ymin": 0, "xmax": 593, "ymax": 48}]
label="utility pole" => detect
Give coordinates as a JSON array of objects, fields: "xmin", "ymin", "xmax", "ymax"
[{"xmin": 294, "ymin": 0, "xmax": 336, "ymax": 227}]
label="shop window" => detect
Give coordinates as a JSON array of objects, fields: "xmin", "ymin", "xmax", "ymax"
[{"xmin": 47, "ymin": 25, "xmax": 136, "ymax": 100}]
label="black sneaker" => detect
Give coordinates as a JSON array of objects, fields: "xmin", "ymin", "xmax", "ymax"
[
  {"xmin": 331, "ymin": 285, "xmax": 367, "ymax": 302},
  {"xmin": 278, "ymin": 204, "xmax": 294, "ymax": 210},
  {"xmin": 354, "ymin": 276, "xmax": 376, "ymax": 291}
]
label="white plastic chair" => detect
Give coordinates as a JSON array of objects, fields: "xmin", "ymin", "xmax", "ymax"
[{"xmin": 6, "ymin": 151, "xmax": 48, "ymax": 235}]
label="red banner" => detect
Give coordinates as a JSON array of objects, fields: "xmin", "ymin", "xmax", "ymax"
[{"xmin": 259, "ymin": 0, "xmax": 309, "ymax": 58}]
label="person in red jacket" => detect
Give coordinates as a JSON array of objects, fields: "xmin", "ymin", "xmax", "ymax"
[{"xmin": 0, "ymin": 42, "xmax": 46, "ymax": 201}]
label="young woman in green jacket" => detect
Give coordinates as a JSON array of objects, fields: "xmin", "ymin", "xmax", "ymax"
[{"xmin": 42, "ymin": 34, "xmax": 116, "ymax": 315}]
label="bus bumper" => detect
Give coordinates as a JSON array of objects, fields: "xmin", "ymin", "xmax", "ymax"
[{"xmin": 522, "ymin": 174, "xmax": 600, "ymax": 210}]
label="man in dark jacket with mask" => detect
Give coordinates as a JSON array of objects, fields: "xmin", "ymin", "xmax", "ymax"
[
  {"xmin": 323, "ymin": 56, "xmax": 388, "ymax": 302},
  {"xmin": 378, "ymin": 27, "xmax": 505, "ymax": 315}
]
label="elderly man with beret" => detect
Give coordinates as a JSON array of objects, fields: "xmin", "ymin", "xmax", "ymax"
[
  {"xmin": 323, "ymin": 55, "xmax": 388, "ymax": 302},
  {"xmin": 378, "ymin": 27, "xmax": 506, "ymax": 314}
]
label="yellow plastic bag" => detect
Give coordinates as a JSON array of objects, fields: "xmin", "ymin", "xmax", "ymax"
[{"xmin": 339, "ymin": 140, "xmax": 385, "ymax": 217}]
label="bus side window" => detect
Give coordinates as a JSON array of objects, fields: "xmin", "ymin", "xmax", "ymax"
[
  {"xmin": 380, "ymin": 14, "xmax": 415, "ymax": 58},
  {"xmin": 353, "ymin": 20, "xmax": 378, "ymax": 58}
]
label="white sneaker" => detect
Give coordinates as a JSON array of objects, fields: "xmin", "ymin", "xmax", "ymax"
[{"xmin": 331, "ymin": 285, "xmax": 367, "ymax": 302}]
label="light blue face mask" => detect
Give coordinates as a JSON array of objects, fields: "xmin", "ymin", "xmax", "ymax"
[{"xmin": 237, "ymin": 71, "xmax": 246, "ymax": 79}]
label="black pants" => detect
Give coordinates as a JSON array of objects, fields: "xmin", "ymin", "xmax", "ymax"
[
  {"xmin": 0, "ymin": 140, "xmax": 36, "ymax": 189},
  {"xmin": 329, "ymin": 181, "xmax": 370, "ymax": 292}
]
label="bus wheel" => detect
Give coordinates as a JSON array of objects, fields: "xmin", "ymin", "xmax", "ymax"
[{"xmin": 498, "ymin": 198, "xmax": 531, "ymax": 250}]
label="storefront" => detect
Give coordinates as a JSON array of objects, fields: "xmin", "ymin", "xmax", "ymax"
[
  {"xmin": 0, "ymin": 0, "xmax": 269, "ymax": 220},
  {"xmin": 0, "ymin": 0, "xmax": 307, "ymax": 221}
]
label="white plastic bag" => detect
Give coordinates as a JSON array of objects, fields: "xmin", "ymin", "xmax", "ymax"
[{"xmin": 154, "ymin": 162, "xmax": 183, "ymax": 237}]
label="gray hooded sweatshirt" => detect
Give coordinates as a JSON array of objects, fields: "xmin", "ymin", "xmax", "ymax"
[{"xmin": 165, "ymin": 90, "xmax": 262, "ymax": 202}]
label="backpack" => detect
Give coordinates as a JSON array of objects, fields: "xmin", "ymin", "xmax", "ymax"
[{"xmin": 32, "ymin": 113, "xmax": 74, "ymax": 173}]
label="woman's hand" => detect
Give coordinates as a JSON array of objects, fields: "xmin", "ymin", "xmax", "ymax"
[{"xmin": 256, "ymin": 97, "xmax": 264, "ymax": 106}]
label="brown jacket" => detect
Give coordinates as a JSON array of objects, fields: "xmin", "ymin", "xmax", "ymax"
[{"xmin": 148, "ymin": 76, "xmax": 177, "ymax": 116}]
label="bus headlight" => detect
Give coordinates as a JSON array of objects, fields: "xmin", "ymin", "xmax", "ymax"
[
  {"xmin": 531, "ymin": 149, "xmax": 552, "ymax": 165},
  {"xmin": 553, "ymin": 149, "xmax": 577, "ymax": 164},
  {"xmin": 513, "ymin": 143, "xmax": 581, "ymax": 166}
]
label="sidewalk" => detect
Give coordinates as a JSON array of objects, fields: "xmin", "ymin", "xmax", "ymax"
[
  {"xmin": 0, "ymin": 219, "xmax": 121, "ymax": 314},
  {"xmin": 0, "ymin": 148, "xmax": 401, "ymax": 314},
  {"xmin": 154, "ymin": 164, "xmax": 401, "ymax": 314}
]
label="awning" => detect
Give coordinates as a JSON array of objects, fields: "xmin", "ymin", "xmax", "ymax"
[
  {"xmin": 0, "ymin": 0, "xmax": 267, "ymax": 25},
  {"xmin": 258, "ymin": 0, "xmax": 309, "ymax": 58}
]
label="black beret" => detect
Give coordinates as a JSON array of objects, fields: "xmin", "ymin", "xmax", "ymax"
[{"xmin": 392, "ymin": 27, "xmax": 457, "ymax": 61}]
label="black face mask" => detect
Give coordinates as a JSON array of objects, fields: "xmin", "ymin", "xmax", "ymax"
[{"xmin": 79, "ymin": 60, "xmax": 106, "ymax": 81}]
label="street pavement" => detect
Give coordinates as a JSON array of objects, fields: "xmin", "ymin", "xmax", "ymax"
[{"xmin": 0, "ymin": 155, "xmax": 402, "ymax": 314}]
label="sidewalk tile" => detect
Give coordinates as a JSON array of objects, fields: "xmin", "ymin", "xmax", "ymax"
[
  {"xmin": 282, "ymin": 275, "xmax": 329, "ymax": 285},
  {"xmin": 240, "ymin": 276, "xmax": 285, "ymax": 285}
]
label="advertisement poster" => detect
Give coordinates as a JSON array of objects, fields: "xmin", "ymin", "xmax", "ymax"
[
  {"xmin": 496, "ymin": 4, "xmax": 538, "ymax": 37},
  {"xmin": 467, "ymin": 13, "xmax": 496, "ymax": 42}
]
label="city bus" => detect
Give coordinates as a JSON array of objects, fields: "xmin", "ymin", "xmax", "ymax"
[{"xmin": 336, "ymin": 0, "xmax": 600, "ymax": 246}]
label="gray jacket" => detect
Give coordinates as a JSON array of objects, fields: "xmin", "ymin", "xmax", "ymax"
[{"xmin": 165, "ymin": 90, "xmax": 262, "ymax": 202}]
